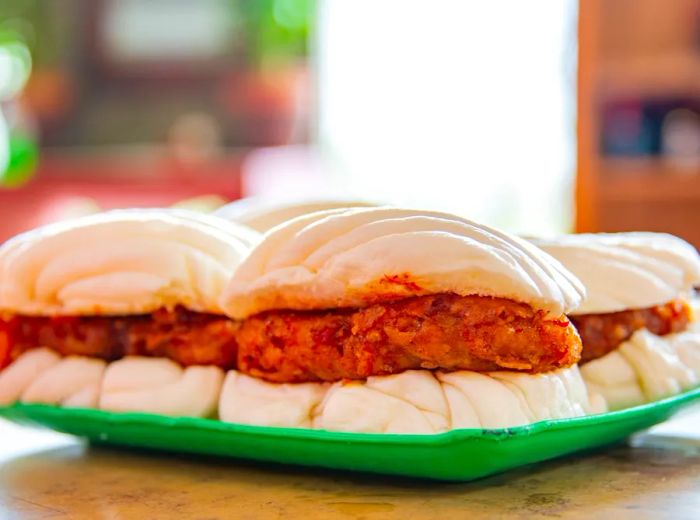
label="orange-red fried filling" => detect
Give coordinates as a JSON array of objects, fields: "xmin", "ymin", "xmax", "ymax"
[
  {"xmin": 571, "ymin": 299, "xmax": 692, "ymax": 363},
  {"xmin": 236, "ymin": 294, "xmax": 582, "ymax": 383},
  {"xmin": 0, "ymin": 307, "xmax": 239, "ymax": 371},
  {"xmin": 0, "ymin": 294, "xmax": 583, "ymax": 383}
]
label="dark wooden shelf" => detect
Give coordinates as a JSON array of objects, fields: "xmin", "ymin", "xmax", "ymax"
[
  {"xmin": 593, "ymin": 158, "xmax": 700, "ymax": 247},
  {"xmin": 597, "ymin": 53, "xmax": 700, "ymax": 97},
  {"xmin": 599, "ymin": 158, "xmax": 700, "ymax": 203},
  {"xmin": 577, "ymin": 0, "xmax": 700, "ymax": 249}
]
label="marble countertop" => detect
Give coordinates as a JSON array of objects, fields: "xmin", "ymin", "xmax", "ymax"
[{"xmin": 1, "ymin": 410, "xmax": 700, "ymax": 519}]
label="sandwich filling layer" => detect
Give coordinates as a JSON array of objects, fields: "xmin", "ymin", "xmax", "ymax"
[
  {"xmin": 571, "ymin": 298, "xmax": 692, "ymax": 363},
  {"xmin": 1, "ymin": 293, "xmax": 582, "ymax": 383},
  {"xmin": 236, "ymin": 293, "xmax": 582, "ymax": 383},
  {"xmin": 0, "ymin": 307, "xmax": 239, "ymax": 371}
]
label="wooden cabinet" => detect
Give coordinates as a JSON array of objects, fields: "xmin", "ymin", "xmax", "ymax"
[{"xmin": 577, "ymin": 0, "xmax": 700, "ymax": 244}]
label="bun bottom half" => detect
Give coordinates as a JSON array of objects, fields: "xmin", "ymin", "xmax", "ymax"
[
  {"xmin": 581, "ymin": 326, "xmax": 700, "ymax": 411},
  {"xmin": 219, "ymin": 366, "xmax": 604, "ymax": 433},
  {"xmin": 0, "ymin": 349, "xmax": 602, "ymax": 434}
]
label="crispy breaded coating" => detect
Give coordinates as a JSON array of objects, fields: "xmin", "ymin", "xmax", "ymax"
[
  {"xmin": 0, "ymin": 308, "xmax": 239, "ymax": 370},
  {"xmin": 236, "ymin": 294, "xmax": 582, "ymax": 383},
  {"xmin": 1, "ymin": 294, "xmax": 584, "ymax": 383},
  {"xmin": 571, "ymin": 299, "xmax": 692, "ymax": 363}
]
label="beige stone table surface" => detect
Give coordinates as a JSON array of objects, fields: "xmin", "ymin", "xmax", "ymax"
[{"xmin": 1, "ymin": 410, "xmax": 700, "ymax": 520}]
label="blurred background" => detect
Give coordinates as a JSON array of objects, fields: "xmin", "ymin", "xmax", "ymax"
[{"xmin": 0, "ymin": 0, "xmax": 698, "ymax": 245}]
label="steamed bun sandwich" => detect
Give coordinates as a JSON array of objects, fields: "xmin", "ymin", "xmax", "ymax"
[
  {"xmin": 219, "ymin": 207, "xmax": 604, "ymax": 433},
  {"xmin": 532, "ymin": 233, "xmax": 700, "ymax": 411},
  {"xmin": 215, "ymin": 197, "xmax": 376, "ymax": 233},
  {"xmin": 0, "ymin": 209, "xmax": 258, "ymax": 417}
]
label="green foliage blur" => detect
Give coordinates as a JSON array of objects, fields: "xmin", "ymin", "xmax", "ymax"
[
  {"xmin": 0, "ymin": 24, "xmax": 35, "ymax": 188},
  {"xmin": 243, "ymin": 0, "xmax": 316, "ymax": 66}
]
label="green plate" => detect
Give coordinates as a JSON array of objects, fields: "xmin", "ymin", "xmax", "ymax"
[{"xmin": 2, "ymin": 388, "xmax": 700, "ymax": 481}]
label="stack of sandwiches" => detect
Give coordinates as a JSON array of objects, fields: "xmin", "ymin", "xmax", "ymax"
[{"xmin": 0, "ymin": 202, "xmax": 697, "ymax": 433}]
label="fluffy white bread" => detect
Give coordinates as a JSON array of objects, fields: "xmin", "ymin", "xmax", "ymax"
[
  {"xmin": 674, "ymin": 331, "xmax": 700, "ymax": 374},
  {"xmin": 582, "ymin": 329, "xmax": 700, "ymax": 411},
  {"xmin": 215, "ymin": 197, "xmax": 377, "ymax": 233},
  {"xmin": 314, "ymin": 370, "xmax": 451, "ymax": 433},
  {"xmin": 99, "ymin": 357, "xmax": 224, "ymax": 418},
  {"xmin": 0, "ymin": 348, "xmax": 61, "ymax": 405},
  {"xmin": 219, "ymin": 371, "xmax": 328, "ymax": 428},
  {"xmin": 222, "ymin": 207, "xmax": 585, "ymax": 319},
  {"xmin": 20, "ymin": 356, "xmax": 106, "ymax": 408},
  {"xmin": 219, "ymin": 367, "xmax": 602, "ymax": 433},
  {"xmin": 0, "ymin": 208, "xmax": 259, "ymax": 316},
  {"xmin": 531, "ymin": 232, "xmax": 700, "ymax": 314}
]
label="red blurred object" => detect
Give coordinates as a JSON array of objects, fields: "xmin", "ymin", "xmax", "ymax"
[
  {"xmin": 0, "ymin": 318, "xmax": 12, "ymax": 370},
  {"xmin": 0, "ymin": 150, "xmax": 243, "ymax": 242},
  {"xmin": 219, "ymin": 65, "xmax": 309, "ymax": 145},
  {"xmin": 21, "ymin": 69, "xmax": 76, "ymax": 124}
]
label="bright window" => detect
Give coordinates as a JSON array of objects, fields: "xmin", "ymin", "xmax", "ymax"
[{"xmin": 317, "ymin": 0, "xmax": 578, "ymax": 235}]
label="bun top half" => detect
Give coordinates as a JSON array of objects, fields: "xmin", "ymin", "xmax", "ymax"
[
  {"xmin": 531, "ymin": 232, "xmax": 700, "ymax": 314},
  {"xmin": 0, "ymin": 209, "xmax": 259, "ymax": 316},
  {"xmin": 222, "ymin": 207, "xmax": 585, "ymax": 319},
  {"xmin": 215, "ymin": 197, "xmax": 377, "ymax": 233}
]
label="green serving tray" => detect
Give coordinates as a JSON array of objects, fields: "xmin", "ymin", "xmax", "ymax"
[{"xmin": 2, "ymin": 388, "xmax": 700, "ymax": 481}]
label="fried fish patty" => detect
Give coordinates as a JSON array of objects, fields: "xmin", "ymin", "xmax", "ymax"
[
  {"xmin": 0, "ymin": 307, "xmax": 239, "ymax": 370},
  {"xmin": 235, "ymin": 293, "xmax": 582, "ymax": 383},
  {"xmin": 570, "ymin": 299, "xmax": 692, "ymax": 363}
]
